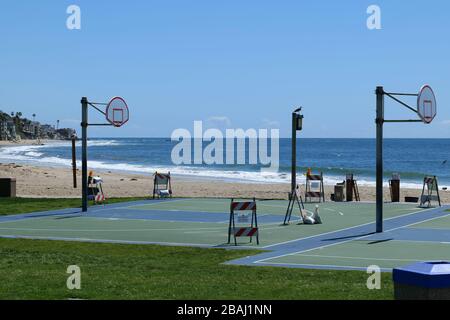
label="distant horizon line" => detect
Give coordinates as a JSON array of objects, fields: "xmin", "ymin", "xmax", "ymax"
[{"xmin": 85, "ymin": 136, "xmax": 450, "ymax": 140}]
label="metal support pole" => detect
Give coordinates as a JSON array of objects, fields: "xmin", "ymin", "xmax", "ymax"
[
  {"xmin": 291, "ymin": 112, "xmax": 297, "ymax": 196},
  {"xmin": 375, "ymin": 87, "xmax": 384, "ymax": 233},
  {"xmin": 81, "ymin": 97, "xmax": 88, "ymax": 212}
]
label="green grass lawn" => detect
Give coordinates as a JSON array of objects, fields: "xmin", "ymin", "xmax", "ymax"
[
  {"xmin": 0, "ymin": 239, "xmax": 394, "ymax": 300},
  {"xmin": 0, "ymin": 198, "xmax": 394, "ymax": 300}
]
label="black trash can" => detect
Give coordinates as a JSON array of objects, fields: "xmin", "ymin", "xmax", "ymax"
[
  {"xmin": 389, "ymin": 173, "xmax": 400, "ymax": 203},
  {"xmin": 0, "ymin": 178, "xmax": 17, "ymax": 198},
  {"xmin": 334, "ymin": 184, "xmax": 345, "ymax": 202}
]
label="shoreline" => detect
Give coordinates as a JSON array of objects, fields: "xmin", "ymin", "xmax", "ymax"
[
  {"xmin": 0, "ymin": 148, "xmax": 432, "ymax": 191},
  {"xmin": 0, "ymin": 139, "xmax": 64, "ymax": 146},
  {"xmin": 0, "ymin": 162, "xmax": 448, "ymax": 203},
  {"xmin": 0, "ymin": 139, "xmax": 443, "ymax": 190}
]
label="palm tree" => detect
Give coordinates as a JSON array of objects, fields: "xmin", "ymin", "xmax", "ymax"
[
  {"xmin": 32, "ymin": 114, "xmax": 36, "ymax": 122},
  {"xmin": 13, "ymin": 112, "xmax": 19, "ymax": 124}
]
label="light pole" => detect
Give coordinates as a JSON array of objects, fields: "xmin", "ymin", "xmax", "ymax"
[{"xmin": 291, "ymin": 107, "xmax": 304, "ymax": 196}]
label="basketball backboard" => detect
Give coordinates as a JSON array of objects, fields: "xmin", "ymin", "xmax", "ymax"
[
  {"xmin": 106, "ymin": 97, "xmax": 129, "ymax": 127},
  {"xmin": 417, "ymin": 85, "xmax": 436, "ymax": 124}
]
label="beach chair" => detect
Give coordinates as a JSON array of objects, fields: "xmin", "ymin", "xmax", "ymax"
[
  {"xmin": 87, "ymin": 170, "xmax": 106, "ymax": 204},
  {"xmin": 152, "ymin": 172, "xmax": 172, "ymax": 199},
  {"xmin": 419, "ymin": 176, "xmax": 441, "ymax": 208}
]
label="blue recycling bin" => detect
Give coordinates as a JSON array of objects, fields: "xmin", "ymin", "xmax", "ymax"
[{"xmin": 393, "ymin": 261, "xmax": 450, "ymax": 300}]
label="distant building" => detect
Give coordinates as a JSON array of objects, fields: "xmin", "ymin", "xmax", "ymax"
[
  {"xmin": 56, "ymin": 128, "xmax": 77, "ymax": 140},
  {"xmin": 0, "ymin": 110, "xmax": 75, "ymax": 141},
  {"xmin": 0, "ymin": 119, "xmax": 17, "ymax": 141},
  {"xmin": 40, "ymin": 124, "xmax": 56, "ymax": 139},
  {"xmin": 0, "ymin": 120, "xmax": 8, "ymax": 140}
]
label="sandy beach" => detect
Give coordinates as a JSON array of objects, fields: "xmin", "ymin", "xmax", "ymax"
[
  {"xmin": 0, "ymin": 139, "xmax": 55, "ymax": 146},
  {"xmin": 0, "ymin": 161, "xmax": 448, "ymax": 203},
  {"xmin": 0, "ymin": 139, "xmax": 447, "ymax": 202}
]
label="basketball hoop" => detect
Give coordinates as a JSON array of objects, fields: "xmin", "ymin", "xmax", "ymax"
[
  {"xmin": 375, "ymin": 84, "xmax": 437, "ymax": 232},
  {"xmin": 417, "ymin": 85, "xmax": 436, "ymax": 124},
  {"xmin": 80, "ymin": 96, "xmax": 130, "ymax": 212},
  {"xmin": 106, "ymin": 97, "xmax": 129, "ymax": 127}
]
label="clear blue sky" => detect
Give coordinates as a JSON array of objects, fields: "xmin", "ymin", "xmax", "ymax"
[{"xmin": 1, "ymin": 0, "xmax": 449, "ymax": 138}]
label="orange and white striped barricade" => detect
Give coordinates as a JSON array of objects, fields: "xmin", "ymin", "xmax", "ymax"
[
  {"xmin": 95, "ymin": 193, "xmax": 106, "ymax": 204},
  {"xmin": 228, "ymin": 198, "xmax": 259, "ymax": 246},
  {"xmin": 305, "ymin": 172, "xmax": 325, "ymax": 203}
]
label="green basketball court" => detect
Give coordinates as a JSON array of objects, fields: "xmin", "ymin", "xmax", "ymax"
[{"xmin": 0, "ymin": 198, "xmax": 448, "ymax": 271}]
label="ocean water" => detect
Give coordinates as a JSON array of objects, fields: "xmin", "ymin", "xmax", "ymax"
[{"xmin": 0, "ymin": 138, "xmax": 449, "ymax": 189}]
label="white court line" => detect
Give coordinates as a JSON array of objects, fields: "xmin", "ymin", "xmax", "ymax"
[
  {"xmin": 101, "ymin": 198, "xmax": 188, "ymax": 211},
  {"xmin": 130, "ymin": 198, "xmax": 230, "ymax": 209},
  {"xmin": 132, "ymin": 208, "xmax": 229, "ymax": 215},
  {"xmin": 156, "ymin": 200, "xmax": 288, "ymax": 215},
  {"xmin": 0, "ymin": 226, "xmax": 227, "ymax": 232},
  {"xmin": 258, "ymin": 219, "xmax": 450, "ymax": 266},
  {"xmin": 323, "ymin": 208, "xmax": 344, "ymax": 216},
  {"xmin": 88, "ymin": 216, "xmax": 232, "ymax": 224},
  {"xmin": 0, "ymin": 213, "xmax": 82, "ymax": 224},
  {"xmin": 59, "ymin": 214, "xmax": 290, "ymax": 227},
  {"xmin": 261, "ymin": 206, "xmax": 436, "ymax": 249},
  {"xmin": 260, "ymin": 203, "xmax": 329, "ymax": 215},
  {"xmin": 392, "ymin": 207, "xmax": 423, "ymax": 212},
  {"xmin": 0, "ymin": 199, "xmax": 191, "ymax": 225},
  {"xmin": 409, "ymin": 226, "xmax": 450, "ymax": 231},
  {"xmin": 359, "ymin": 238, "xmax": 450, "ymax": 245},
  {"xmin": 0, "ymin": 214, "xmax": 232, "ymax": 226},
  {"xmin": 258, "ymin": 203, "xmax": 288, "ymax": 209},
  {"xmin": 261, "ymin": 224, "xmax": 302, "ymax": 231},
  {"xmin": 217, "ymin": 212, "xmax": 288, "ymax": 224},
  {"xmin": 258, "ymin": 210, "xmax": 450, "ymax": 265},
  {"xmin": 256, "ymin": 206, "xmax": 442, "ymax": 264},
  {"xmin": 184, "ymin": 230, "xmax": 224, "ymax": 234},
  {"xmin": 0, "ymin": 234, "xmax": 214, "ymax": 248},
  {"xmin": 379, "ymin": 212, "xmax": 450, "ymax": 233},
  {"xmin": 282, "ymin": 254, "xmax": 432, "ymax": 262},
  {"xmin": 252, "ymin": 261, "xmax": 389, "ymax": 271}
]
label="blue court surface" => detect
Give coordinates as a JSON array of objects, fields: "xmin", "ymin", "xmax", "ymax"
[{"xmin": 0, "ymin": 198, "xmax": 449, "ymax": 271}]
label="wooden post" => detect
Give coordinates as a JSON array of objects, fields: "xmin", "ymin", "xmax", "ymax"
[
  {"xmin": 346, "ymin": 174, "xmax": 354, "ymax": 202},
  {"xmin": 71, "ymin": 136, "xmax": 77, "ymax": 189}
]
